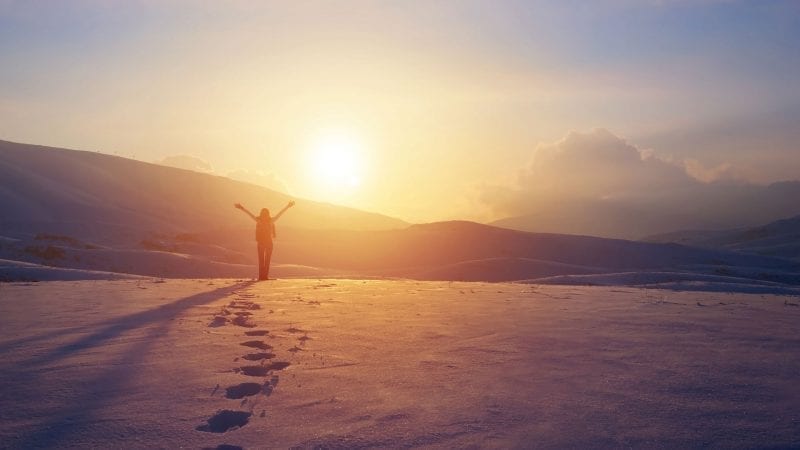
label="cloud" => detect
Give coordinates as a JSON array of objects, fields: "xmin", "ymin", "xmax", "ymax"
[
  {"xmin": 482, "ymin": 128, "xmax": 699, "ymax": 217},
  {"xmin": 638, "ymin": 106, "xmax": 800, "ymax": 184},
  {"xmin": 522, "ymin": 128, "xmax": 695, "ymax": 196},
  {"xmin": 156, "ymin": 155, "xmax": 214, "ymax": 173},
  {"xmin": 480, "ymin": 129, "xmax": 800, "ymax": 238},
  {"xmin": 682, "ymin": 158, "xmax": 744, "ymax": 183}
]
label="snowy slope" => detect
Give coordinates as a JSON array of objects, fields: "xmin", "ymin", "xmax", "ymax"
[
  {"xmin": 2, "ymin": 220, "xmax": 799, "ymax": 289},
  {"xmin": 490, "ymin": 182, "xmax": 800, "ymax": 240},
  {"xmin": 2, "ymin": 140, "xmax": 798, "ymax": 289},
  {"xmin": 0, "ymin": 139, "xmax": 407, "ymax": 237},
  {"xmin": 645, "ymin": 214, "xmax": 800, "ymax": 259}
]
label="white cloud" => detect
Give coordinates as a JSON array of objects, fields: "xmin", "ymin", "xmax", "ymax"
[
  {"xmin": 479, "ymin": 129, "xmax": 800, "ymax": 237},
  {"xmin": 482, "ymin": 128, "xmax": 700, "ymax": 217},
  {"xmin": 682, "ymin": 159, "xmax": 744, "ymax": 183},
  {"xmin": 521, "ymin": 128, "xmax": 695, "ymax": 197}
]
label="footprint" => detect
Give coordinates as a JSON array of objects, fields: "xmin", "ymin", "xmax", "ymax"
[
  {"xmin": 236, "ymin": 366, "xmax": 270, "ymax": 377},
  {"xmin": 285, "ymin": 327, "xmax": 306, "ymax": 333},
  {"xmin": 240, "ymin": 341, "xmax": 272, "ymax": 350},
  {"xmin": 232, "ymin": 316, "xmax": 257, "ymax": 328},
  {"xmin": 196, "ymin": 410, "xmax": 251, "ymax": 433},
  {"xmin": 242, "ymin": 352, "xmax": 275, "ymax": 361},
  {"xmin": 229, "ymin": 301, "xmax": 260, "ymax": 310},
  {"xmin": 265, "ymin": 361, "xmax": 291, "ymax": 371},
  {"xmin": 208, "ymin": 316, "xmax": 228, "ymax": 327},
  {"xmin": 225, "ymin": 382, "xmax": 263, "ymax": 399},
  {"xmin": 244, "ymin": 330, "xmax": 269, "ymax": 336},
  {"xmin": 236, "ymin": 362, "xmax": 290, "ymax": 377}
]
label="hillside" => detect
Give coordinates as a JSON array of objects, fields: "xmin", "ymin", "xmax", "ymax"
[
  {"xmin": 644, "ymin": 214, "xmax": 800, "ymax": 260},
  {"xmin": 3, "ymin": 219, "xmax": 799, "ymax": 290},
  {"xmin": 0, "ymin": 139, "xmax": 406, "ymax": 238},
  {"xmin": 274, "ymin": 221, "xmax": 794, "ymax": 271},
  {"xmin": 490, "ymin": 183, "xmax": 800, "ymax": 240},
  {"xmin": 2, "ymin": 139, "xmax": 798, "ymax": 289}
]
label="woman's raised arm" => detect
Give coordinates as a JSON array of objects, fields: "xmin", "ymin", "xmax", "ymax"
[
  {"xmin": 272, "ymin": 200, "xmax": 296, "ymax": 222},
  {"xmin": 234, "ymin": 203, "xmax": 258, "ymax": 221}
]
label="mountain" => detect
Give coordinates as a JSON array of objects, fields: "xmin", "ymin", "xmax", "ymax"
[
  {"xmin": 490, "ymin": 182, "xmax": 800, "ymax": 240},
  {"xmin": 2, "ymin": 139, "xmax": 798, "ymax": 290},
  {"xmin": 273, "ymin": 220, "xmax": 783, "ymax": 271},
  {"xmin": 4, "ymin": 217, "xmax": 798, "ymax": 292},
  {"xmin": 644, "ymin": 214, "xmax": 800, "ymax": 260},
  {"xmin": 272, "ymin": 221, "xmax": 800, "ymax": 285},
  {"xmin": 0, "ymin": 139, "xmax": 407, "ymax": 239}
]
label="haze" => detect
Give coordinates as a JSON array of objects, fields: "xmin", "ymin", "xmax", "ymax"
[
  {"xmin": 4, "ymin": 3, "xmax": 800, "ymax": 448},
  {"xmin": 1, "ymin": 0, "xmax": 799, "ymax": 224}
]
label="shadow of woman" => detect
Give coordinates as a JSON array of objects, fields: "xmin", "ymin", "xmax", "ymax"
[{"xmin": 4, "ymin": 280, "xmax": 255, "ymax": 448}]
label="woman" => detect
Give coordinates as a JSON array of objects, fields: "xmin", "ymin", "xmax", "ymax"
[{"xmin": 234, "ymin": 200, "xmax": 295, "ymax": 280}]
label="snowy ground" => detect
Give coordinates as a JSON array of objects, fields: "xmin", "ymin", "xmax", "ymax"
[{"xmin": 0, "ymin": 279, "xmax": 798, "ymax": 449}]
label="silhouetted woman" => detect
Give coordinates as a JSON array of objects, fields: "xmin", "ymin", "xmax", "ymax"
[{"xmin": 234, "ymin": 200, "xmax": 295, "ymax": 280}]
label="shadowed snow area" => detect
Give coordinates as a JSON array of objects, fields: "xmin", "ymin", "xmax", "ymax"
[{"xmin": 0, "ymin": 279, "xmax": 798, "ymax": 448}]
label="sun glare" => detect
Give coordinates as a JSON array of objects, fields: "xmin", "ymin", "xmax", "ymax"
[{"xmin": 308, "ymin": 129, "xmax": 365, "ymax": 193}]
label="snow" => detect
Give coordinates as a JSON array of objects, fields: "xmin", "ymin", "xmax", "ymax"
[
  {"xmin": 4, "ymin": 220, "xmax": 799, "ymax": 293},
  {"xmin": 527, "ymin": 271, "xmax": 800, "ymax": 295},
  {"xmin": 1, "ymin": 279, "xmax": 798, "ymax": 448},
  {"xmin": 644, "ymin": 214, "xmax": 800, "ymax": 260},
  {"xmin": 0, "ymin": 258, "xmax": 331, "ymax": 282},
  {"xmin": 0, "ymin": 258, "xmax": 145, "ymax": 282},
  {"xmin": 0, "ymin": 139, "xmax": 407, "ymax": 233}
]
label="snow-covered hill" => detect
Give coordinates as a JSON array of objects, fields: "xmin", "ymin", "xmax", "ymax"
[{"xmin": 644, "ymin": 214, "xmax": 800, "ymax": 260}]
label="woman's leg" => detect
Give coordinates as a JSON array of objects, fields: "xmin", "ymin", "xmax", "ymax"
[
  {"xmin": 263, "ymin": 241, "xmax": 274, "ymax": 280},
  {"xmin": 257, "ymin": 243, "xmax": 267, "ymax": 280}
]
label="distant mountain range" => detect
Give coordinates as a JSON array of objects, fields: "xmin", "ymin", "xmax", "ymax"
[
  {"xmin": 1, "ymin": 139, "xmax": 798, "ymax": 293},
  {"xmin": 644, "ymin": 214, "xmax": 800, "ymax": 260},
  {"xmin": 490, "ymin": 182, "xmax": 800, "ymax": 240}
]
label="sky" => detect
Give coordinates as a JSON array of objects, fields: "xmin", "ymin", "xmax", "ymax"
[{"xmin": 1, "ymin": 0, "xmax": 799, "ymax": 223}]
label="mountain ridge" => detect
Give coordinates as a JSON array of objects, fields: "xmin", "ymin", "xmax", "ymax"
[
  {"xmin": 0, "ymin": 139, "xmax": 408, "ymax": 234},
  {"xmin": 643, "ymin": 214, "xmax": 800, "ymax": 260},
  {"xmin": 2, "ymin": 139, "xmax": 798, "ymax": 290},
  {"xmin": 490, "ymin": 183, "xmax": 800, "ymax": 240}
]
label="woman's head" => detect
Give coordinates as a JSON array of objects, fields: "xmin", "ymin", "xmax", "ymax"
[{"xmin": 260, "ymin": 208, "xmax": 270, "ymax": 220}]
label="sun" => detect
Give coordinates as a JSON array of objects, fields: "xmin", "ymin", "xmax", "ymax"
[{"xmin": 308, "ymin": 129, "xmax": 365, "ymax": 191}]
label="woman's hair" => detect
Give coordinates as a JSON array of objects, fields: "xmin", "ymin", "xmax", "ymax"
[{"xmin": 260, "ymin": 208, "xmax": 270, "ymax": 220}]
